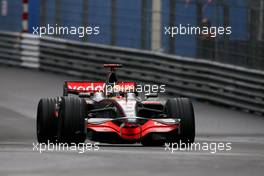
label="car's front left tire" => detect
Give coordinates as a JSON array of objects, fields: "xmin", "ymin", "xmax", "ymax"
[{"xmin": 165, "ymin": 98, "xmax": 195, "ymax": 144}]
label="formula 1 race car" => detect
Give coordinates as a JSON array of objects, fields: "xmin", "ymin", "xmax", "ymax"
[{"xmin": 37, "ymin": 64, "xmax": 195, "ymax": 146}]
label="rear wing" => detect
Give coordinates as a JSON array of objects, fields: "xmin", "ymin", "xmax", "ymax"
[
  {"xmin": 103, "ymin": 64, "xmax": 122, "ymax": 71},
  {"xmin": 63, "ymin": 81, "xmax": 137, "ymax": 96}
]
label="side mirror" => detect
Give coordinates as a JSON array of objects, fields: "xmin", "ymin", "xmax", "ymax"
[
  {"xmin": 145, "ymin": 93, "xmax": 158, "ymax": 98},
  {"xmin": 79, "ymin": 92, "xmax": 92, "ymax": 98}
]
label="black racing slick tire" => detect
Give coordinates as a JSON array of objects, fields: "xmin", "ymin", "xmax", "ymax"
[
  {"xmin": 165, "ymin": 98, "xmax": 195, "ymax": 144},
  {"xmin": 57, "ymin": 97, "xmax": 86, "ymax": 144},
  {"xmin": 37, "ymin": 98, "xmax": 58, "ymax": 143}
]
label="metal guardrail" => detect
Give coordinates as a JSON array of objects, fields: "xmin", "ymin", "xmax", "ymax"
[{"xmin": 0, "ymin": 31, "xmax": 263, "ymax": 115}]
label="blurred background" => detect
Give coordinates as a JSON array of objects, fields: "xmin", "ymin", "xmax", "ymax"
[{"xmin": 0, "ymin": 0, "xmax": 264, "ymax": 70}]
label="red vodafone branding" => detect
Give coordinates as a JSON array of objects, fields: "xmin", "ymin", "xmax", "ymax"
[
  {"xmin": 67, "ymin": 82, "xmax": 105, "ymax": 92},
  {"xmin": 66, "ymin": 82, "xmax": 136, "ymax": 93}
]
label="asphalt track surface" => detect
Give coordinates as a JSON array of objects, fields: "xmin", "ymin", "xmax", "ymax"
[{"xmin": 0, "ymin": 66, "xmax": 264, "ymax": 176}]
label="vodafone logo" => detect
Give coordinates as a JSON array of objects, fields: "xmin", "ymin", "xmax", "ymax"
[
  {"xmin": 66, "ymin": 81, "xmax": 137, "ymax": 93},
  {"xmin": 68, "ymin": 85, "xmax": 104, "ymax": 91},
  {"xmin": 67, "ymin": 82, "xmax": 105, "ymax": 92}
]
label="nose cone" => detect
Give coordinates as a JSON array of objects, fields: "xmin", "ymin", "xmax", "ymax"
[{"xmin": 120, "ymin": 123, "xmax": 142, "ymax": 140}]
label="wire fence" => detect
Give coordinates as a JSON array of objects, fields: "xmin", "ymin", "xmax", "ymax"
[{"xmin": 0, "ymin": 0, "xmax": 263, "ymax": 70}]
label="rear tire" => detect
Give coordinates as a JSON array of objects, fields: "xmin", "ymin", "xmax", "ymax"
[
  {"xmin": 165, "ymin": 98, "xmax": 195, "ymax": 144},
  {"xmin": 57, "ymin": 97, "xmax": 86, "ymax": 144},
  {"xmin": 36, "ymin": 98, "xmax": 58, "ymax": 143}
]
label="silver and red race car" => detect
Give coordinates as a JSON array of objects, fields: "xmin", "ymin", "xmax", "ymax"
[{"xmin": 37, "ymin": 64, "xmax": 195, "ymax": 146}]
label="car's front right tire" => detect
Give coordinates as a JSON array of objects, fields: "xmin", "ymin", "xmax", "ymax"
[
  {"xmin": 37, "ymin": 98, "xmax": 58, "ymax": 143},
  {"xmin": 57, "ymin": 97, "xmax": 86, "ymax": 144}
]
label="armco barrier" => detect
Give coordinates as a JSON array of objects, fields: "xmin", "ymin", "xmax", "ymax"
[{"xmin": 0, "ymin": 31, "xmax": 264, "ymax": 115}]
